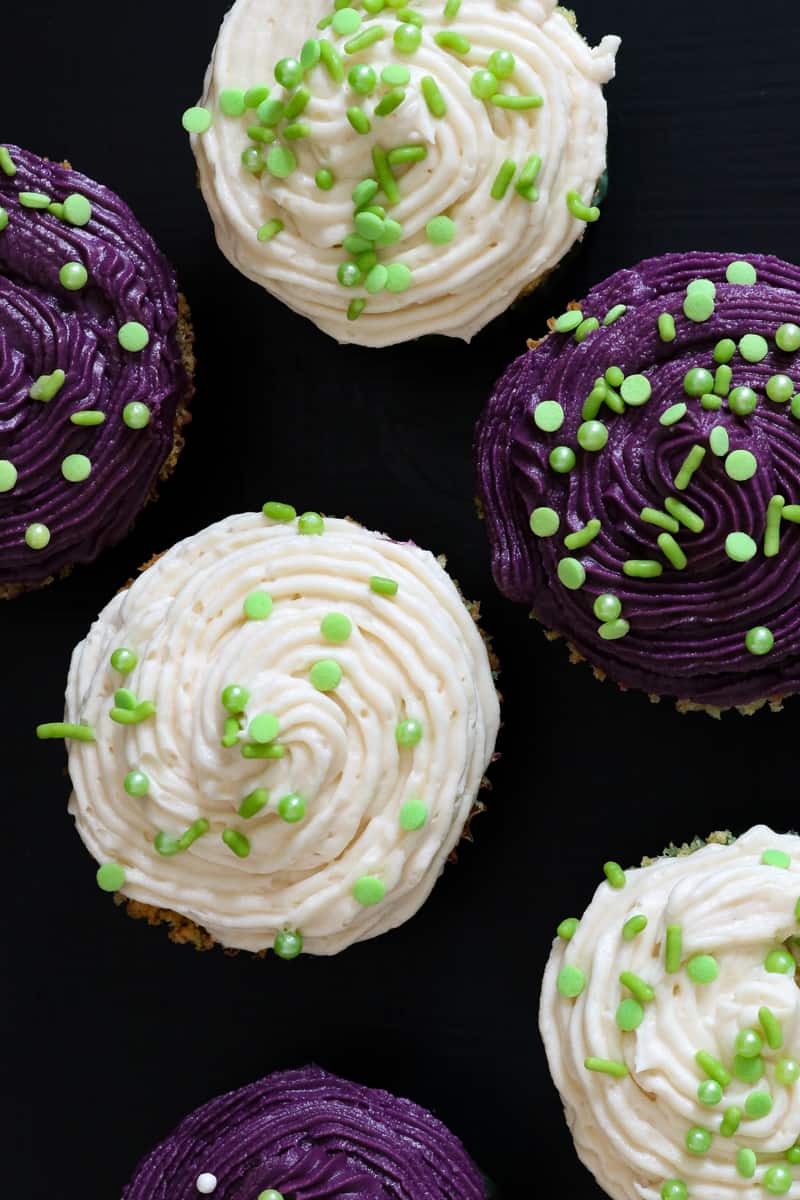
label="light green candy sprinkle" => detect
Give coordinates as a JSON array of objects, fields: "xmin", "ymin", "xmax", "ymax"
[
  {"xmin": 660, "ymin": 403, "xmax": 687, "ymax": 426},
  {"xmin": 63, "ymin": 193, "xmax": 92, "ymax": 226},
  {"xmin": 426, "ymin": 215, "xmax": 455, "ymax": 245},
  {"xmin": 96, "ymin": 862, "xmax": 126, "ymax": 892},
  {"xmin": 557, "ymin": 557, "xmax": 586, "ymax": 590},
  {"xmin": 25, "ymin": 523, "xmax": 50, "ymax": 549},
  {"xmin": 257, "ymin": 220, "xmax": 284, "ymax": 242},
  {"xmin": 267, "ymin": 146, "xmax": 297, "ymax": 178},
  {"xmin": 557, "ymin": 965, "xmax": 586, "ymax": 998},
  {"xmin": 739, "ymin": 333, "xmax": 769, "ymax": 363},
  {"xmin": 594, "ymin": 594, "xmax": 622, "ymax": 622},
  {"xmin": 697, "ymin": 1080, "xmax": 723, "ymax": 1106},
  {"xmin": 598, "ymin": 619, "xmax": 630, "ymax": 641},
  {"xmin": 616, "ymin": 999, "xmax": 644, "ymax": 1031},
  {"xmin": 744, "ymin": 1091, "xmax": 773, "ymax": 1119},
  {"xmin": 321, "ymin": 612, "xmax": 352, "ymax": 642},
  {"xmin": 386, "ymin": 263, "xmax": 412, "ymax": 293},
  {"xmin": 0, "ymin": 460, "xmax": 18, "ymax": 492},
  {"xmin": 558, "ymin": 917, "xmax": 579, "ymax": 940},
  {"xmin": 727, "ymin": 260, "xmax": 757, "ymax": 285},
  {"xmin": 686, "ymin": 954, "xmax": 718, "ymax": 984},
  {"xmin": 244, "ymin": 590, "xmax": 272, "ymax": 620},
  {"xmin": 776, "ymin": 323, "xmax": 800, "ymax": 353},
  {"xmin": 725, "ymin": 449, "xmax": 758, "ymax": 482},
  {"xmin": 182, "ymin": 106, "xmax": 213, "ymax": 134},
  {"xmin": 332, "ymin": 6, "xmax": 361, "ymax": 33},
  {"xmin": 736, "ymin": 1149, "xmax": 757, "ymax": 1179},
  {"xmin": 714, "ymin": 338, "xmax": 737, "ymax": 364},
  {"xmin": 658, "ymin": 313, "xmax": 676, "ymax": 342},
  {"xmin": 399, "ymin": 798, "xmax": 428, "ymax": 830},
  {"xmin": 709, "ymin": 426, "xmax": 729, "ymax": 457},
  {"xmin": 530, "ymin": 507, "xmax": 559, "ymax": 537},
  {"xmin": 59, "ymin": 262, "xmax": 88, "ymax": 291},
  {"xmin": 220, "ymin": 88, "xmax": 247, "ymax": 116},
  {"xmin": 603, "ymin": 304, "xmax": 627, "ymax": 326},
  {"xmin": 533, "ymin": 400, "xmax": 564, "ymax": 432},
  {"xmin": 353, "ymin": 875, "xmax": 386, "ymax": 905},
  {"xmin": 118, "ymin": 322, "xmax": 149, "ymax": 352},
  {"xmin": 123, "ymin": 402, "xmax": 150, "ymax": 429},
  {"xmin": 620, "ymin": 375, "xmax": 652, "ymax": 406},
  {"xmin": 622, "ymin": 914, "xmax": 647, "ymax": 940},
  {"xmin": 310, "ymin": 659, "xmax": 342, "ymax": 691},
  {"xmin": 554, "ymin": 310, "xmax": 583, "ymax": 333},
  {"xmin": 19, "ymin": 191, "xmax": 51, "ymax": 208},
  {"xmin": 61, "ymin": 454, "xmax": 91, "ymax": 483},
  {"xmin": 382, "ymin": 64, "xmax": 411, "ymax": 85},
  {"xmin": 725, "ymin": 532, "xmax": 756, "ymax": 562},
  {"xmin": 684, "ymin": 291, "xmax": 715, "ymax": 322}
]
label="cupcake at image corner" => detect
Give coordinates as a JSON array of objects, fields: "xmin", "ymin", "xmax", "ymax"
[
  {"xmin": 123, "ymin": 1066, "xmax": 492, "ymax": 1198},
  {"xmin": 540, "ymin": 826, "xmax": 800, "ymax": 1200},
  {"xmin": 476, "ymin": 252, "xmax": 800, "ymax": 715},
  {"xmin": 184, "ymin": 0, "xmax": 619, "ymax": 347},
  {"xmin": 38, "ymin": 506, "xmax": 500, "ymax": 957},
  {"xmin": 0, "ymin": 145, "xmax": 194, "ymax": 598}
]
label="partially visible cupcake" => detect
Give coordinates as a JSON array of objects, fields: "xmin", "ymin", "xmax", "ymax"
[
  {"xmin": 540, "ymin": 826, "xmax": 800, "ymax": 1200},
  {"xmin": 476, "ymin": 252, "xmax": 800, "ymax": 714},
  {"xmin": 122, "ymin": 1066, "xmax": 489, "ymax": 1198},
  {"xmin": 38, "ymin": 507, "xmax": 499, "ymax": 956},
  {"xmin": 0, "ymin": 144, "xmax": 194, "ymax": 597},
  {"xmin": 186, "ymin": 0, "xmax": 619, "ymax": 346}
]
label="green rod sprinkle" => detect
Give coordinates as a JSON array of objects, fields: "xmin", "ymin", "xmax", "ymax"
[
  {"xmin": 178, "ymin": 819, "xmax": 210, "ymax": 851},
  {"xmin": 372, "ymin": 145, "xmax": 400, "ymax": 204},
  {"xmin": 658, "ymin": 533, "xmax": 687, "ymax": 570},
  {"xmin": 110, "ymin": 701, "xmax": 156, "ymax": 725},
  {"xmin": 783, "ymin": 505, "xmax": 800, "ymax": 524},
  {"xmin": 347, "ymin": 107, "xmax": 372, "ymax": 134},
  {"xmin": 765, "ymin": 495, "xmax": 785, "ymax": 558},
  {"xmin": 714, "ymin": 364, "xmax": 733, "ymax": 397},
  {"xmin": 641, "ymin": 507, "xmax": 679, "ymax": 534},
  {"xmin": 387, "ymin": 144, "xmax": 427, "ymax": 164},
  {"xmin": 375, "ymin": 88, "xmax": 406, "ymax": 116},
  {"xmin": 623, "ymin": 915, "xmax": 648, "ymax": 941},
  {"xmin": 658, "ymin": 313, "xmax": 676, "ymax": 342},
  {"xmin": 316, "ymin": 167, "xmax": 335, "ymax": 190},
  {"xmin": 257, "ymin": 219, "xmax": 284, "ymax": 242},
  {"xmin": 285, "ymin": 86, "xmax": 311, "ymax": 119},
  {"xmin": 222, "ymin": 829, "xmax": 251, "ymax": 858},
  {"xmin": 491, "ymin": 159, "xmax": 516, "ymax": 200},
  {"xmin": 603, "ymin": 304, "xmax": 627, "ymax": 326},
  {"xmin": 317, "ymin": 12, "xmax": 334, "ymax": 27},
  {"xmin": 515, "ymin": 154, "xmax": 542, "ymax": 201},
  {"xmin": 558, "ymin": 917, "xmax": 579, "ymax": 940},
  {"xmin": 434, "ymin": 30, "xmax": 471, "ymax": 52},
  {"xmin": 695, "ymin": 1050, "xmax": 731, "ymax": 1088},
  {"xmin": 567, "ymin": 190, "xmax": 600, "ymax": 223},
  {"xmin": 582, "ymin": 385, "xmax": 607, "ymax": 421},
  {"xmin": 421, "ymin": 76, "xmax": 446, "ymax": 117},
  {"xmin": 0, "ymin": 147, "xmax": 17, "ymax": 177},
  {"xmin": 396, "ymin": 7, "xmax": 423, "ymax": 23},
  {"xmin": 348, "ymin": 298, "xmax": 366, "ymax": 321},
  {"xmin": 284, "ymin": 122, "xmax": 311, "ymax": 140},
  {"xmin": 36, "ymin": 722, "xmax": 96, "ymax": 742},
  {"xmin": 604, "ymin": 861, "xmax": 626, "ymax": 888},
  {"xmin": 444, "ymin": 0, "xmax": 461, "ymax": 15},
  {"xmin": 759, "ymin": 1007, "xmax": 783, "ymax": 1051},
  {"xmin": 70, "ymin": 410, "xmax": 106, "ymax": 426},
  {"xmin": 664, "ymin": 497, "xmax": 705, "ymax": 533},
  {"xmin": 241, "ymin": 743, "xmax": 285, "ymax": 759},
  {"xmin": 584, "ymin": 1057, "xmax": 628, "ymax": 1078},
  {"xmin": 623, "ymin": 560, "xmax": 663, "ymax": 579},
  {"xmin": 221, "ymin": 717, "xmax": 241, "ymax": 748},
  {"xmin": 674, "ymin": 444, "xmax": 706, "ymax": 491},
  {"xmin": 491, "ymin": 93, "xmax": 543, "ymax": 109},
  {"xmin": 319, "ymin": 39, "xmax": 345, "ymax": 81},
  {"xmin": 564, "ymin": 519, "xmax": 601, "ymax": 550},
  {"xmin": 344, "ymin": 25, "xmax": 386, "ymax": 52},
  {"xmin": 619, "ymin": 972, "xmax": 655, "ymax": 1003},
  {"xmin": 666, "ymin": 924, "xmax": 683, "ymax": 974}
]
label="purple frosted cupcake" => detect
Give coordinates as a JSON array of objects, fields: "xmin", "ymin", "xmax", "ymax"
[
  {"xmin": 0, "ymin": 144, "xmax": 194, "ymax": 597},
  {"xmin": 122, "ymin": 1066, "xmax": 489, "ymax": 1199},
  {"xmin": 476, "ymin": 252, "xmax": 800, "ymax": 714}
]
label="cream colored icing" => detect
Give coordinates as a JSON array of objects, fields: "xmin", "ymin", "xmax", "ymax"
[
  {"xmin": 65, "ymin": 513, "xmax": 499, "ymax": 955},
  {"xmin": 192, "ymin": 0, "xmax": 619, "ymax": 346},
  {"xmin": 540, "ymin": 827, "xmax": 800, "ymax": 1200}
]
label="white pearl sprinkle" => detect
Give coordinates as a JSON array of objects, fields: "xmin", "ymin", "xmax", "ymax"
[{"xmin": 196, "ymin": 1173, "xmax": 218, "ymax": 1194}]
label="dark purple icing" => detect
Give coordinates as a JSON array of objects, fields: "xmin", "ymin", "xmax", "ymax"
[
  {"xmin": 0, "ymin": 145, "xmax": 188, "ymax": 588},
  {"xmin": 476, "ymin": 252, "xmax": 800, "ymax": 708},
  {"xmin": 122, "ymin": 1066, "xmax": 486, "ymax": 1199}
]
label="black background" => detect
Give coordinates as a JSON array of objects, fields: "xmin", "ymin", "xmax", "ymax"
[{"xmin": 3, "ymin": 2, "xmax": 800, "ymax": 1197}]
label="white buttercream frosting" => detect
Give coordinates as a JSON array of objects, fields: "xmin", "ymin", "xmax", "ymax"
[
  {"xmin": 192, "ymin": 0, "xmax": 619, "ymax": 346},
  {"xmin": 65, "ymin": 512, "xmax": 500, "ymax": 955},
  {"xmin": 540, "ymin": 827, "xmax": 800, "ymax": 1200}
]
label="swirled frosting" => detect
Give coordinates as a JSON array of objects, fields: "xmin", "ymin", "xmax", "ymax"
[
  {"xmin": 63, "ymin": 510, "xmax": 499, "ymax": 954},
  {"xmin": 0, "ymin": 145, "xmax": 190, "ymax": 592},
  {"xmin": 122, "ymin": 1066, "xmax": 487, "ymax": 1199},
  {"xmin": 190, "ymin": 0, "xmax": 618, "ymax": 347},
  {"xmin": 540, "ymin": 826, "xmax": 800, "ymax": 1200},
  {"xmin": 476, "ymin": 252, "xmax": 800, "ymax": 710}
]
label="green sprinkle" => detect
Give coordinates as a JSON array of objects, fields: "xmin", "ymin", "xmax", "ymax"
[
  {"xmin": 641, "ymin": 508, "xmax": 679, "ymax": 534},
  {"xmin": 221, "ymin": 718, "xmax": 241, "ymax": 748},
  {"xmin": 725, "ymin": 448, "xmax": 758, "ymax": 482},
  {"xmin": 620, "ymin": 972, "xmax": 655, "ymax": 1004},
  {"xmin": 712, "ymin": 365, "xmax": 732, "ymax": 397},
  {"xmin": 61, "ymin": 454, "xmax": 91, "ymax": 483},
  {"xmin": 574, "ymin": 318, "xmax": 600, "ymax": 344},
  {"xmin": 658, "ymin": 532, "xmax": 687, "ymax": 570},
  {"xmin": 61, "ymin": 193, "xmax": 92, "ymax": 227},
  {"xmin": 767, "ymin": 373, "xmax": 795, "ymax": 403},
  {"xmin": 241, "ymin": 146, "xmax": 267, "ymax": 174},
  {"xmin": 776, "ymin": 1059, "xmax": 800, "ymax": 1085},
  {"xmin": 490, "ymin": 92, "xmax": 543, "ymax": 110},
  {"xmin": 740, "ymin": 333, "xmax": 769, "ymax": 363},
  {"xmin": 59, "ymin": 261, "xmax": 88, "ymax": 291},
  {"xmin": 262, "ymin": 500, "xmax": 296, "ymax": 522},
  {"xmin": 110, "ymin": 700, "xmax": 156, "ymax": 725},
  {"xmin": 530, "ymin": 507, "xmax": 559, "ymax": 538},
  {"xmin": 532, "ymin": 400, "xmax": 563, "ymax": 433},
  {"xmin": 284, "ymin": 122, "xmax": 310, "ymax": 140},
  {"xmin": 338, "ymin": 262, "xmax": 362, "ymax": 288},
  {"xmin": 0, "ymin": 460, "xmax": 16, "ymax": 493},
  {"xmin": 25, "ymin": 523, "xmax": 50, "ymax": 550},
  {"xmin": 788, "ymin": 1147, "xmax": 800, "ymax": 1165},
  {"xmin": 396, "ymin": 6, "xmax": 423, "ymax": 23},
  {"xmin": 299, "ymin": 38, "xmax": 321, "ymax": 68},
  {"xmin": 577, "ymin": 422, "xmax": 608, "ymax": 452},
  {"xmin": 727, "ymin": 260, "xmax": 757, "ymax": 285},
  {"xmin": 776, "ymin": 323, "xmax": 800, "ymax": 352},
  {"xmin": 243, "ymin": 590, "xmax": 272, "ymax": 621},
  {"xmin": 490, "ymin": 159, "xmax": 516, "ymax": 200},
  {"xmin": 700, "ymin": 393, "xmax": 722, "ymax": 411},
  {"xmin": 278, "ymin": 792, "xmax": 306, "ymax": 823},
  {"xmin": 396, "ymin": 718, "xmax": 422, "ymax": 746},
  {"xmin": 685, "ymin": 1127, "xmax": 712, "ymax": 1155},
  {"xmin": 746, "ymin": 626, "xmax": 774, "ymax": 656},
  {"xmin": 333, "ymin": 5, "xmax": 361, "ymax": 34},
  {"xmin": 665, "ymin": 923, "xmax": 682, "ymax": 973},
  {"xmin": 712, "ymin": 338, "xmax": 735, "ymax": 364},
  {"xmin": 394, "ymin": 22, "xmax": 422, "ymax": 52},
  {"xmin": 660, "ymin": 1183, "xmax": 688, "ymax": 1200},
  {"xmin": 549, "ymin": 446, "xmax": 576, "ymax": 473},
  {"xmin": 237, "ymin": 789, "xmax": 269, "ymax": 821},
  {"xmin": 472, "ymin": 69, "xmax": 499, "ymax": 101},
  {"xmin": 724, "ymin": 531, "xmax": 756, "ymax": 562},
  {"xmin": 118, "ymin": 322, "xmax": 149, "ymax": 352},
  {"xmin": 321, "ymin": 612, "xmax": 352, "ymax": 643},
  {"xmin": 607, "ymin": 370, "xmax": 626, "ymax": 392},
  {"xmin": 274, "ymin": 929, "xmax": 303, "ymax": 959},
  {"xmin": 244, "ymin": 85, "xmax": 270, "ymax": 109},
  {"xmin": 684, "ymin": 291, "xmax": 715, "ymax": 322},
  {"xmin": 733, "ymin": 1055, "xmax": 764, "ymax": 1084},
  {"xmin": 114, "ymin": 688, "xmax": 137, "ymax": 711},
  {"xmin": 566, "ymin": 190, "xmax": 600, "ymax": 224},
  {"xmin": 421, "ymin": 75, "xmax": 446, "ymax": 116},
  {"xmin": 736, "ymin": 1149, "xmax": 757, "ymax": 1180},
  {"xmin": 368, "ymin": 575, "xmax": 399, "ymax": 597},
  {"xmin": 298, "ymin": 511, "xmax": 324, "ymax": 535},
  {"xmin": 371, "ymin": 145, "xmax": 400, "ymax": 205},
  {"xmin": 389, "ymin": 143, "xmax": 427, "ymax": 165},
  {"xmin": 374, "ymin": 87, "xmax": 406, "ymax": 118},
  {"xmin": 744, "ymin": 1090, "xmax": 773, "ymax": 1119},
  {"xmin": 29, "ymin": 369, "xmax": 66, "ymax": 402},
  {"xmin": 241, "ymin": 743, "xmax": 285, "ymax": 759},
  {"xmin": 696, "ymin": 1051, "xmax": 731, "ymax": 1087},
  {"xmin": 764, "ymin": 1166, "xmax": 792, "ymax": 1195},
  {"xmin": 444, "ymin": 0, "xmax": 461, "ymax": 15},
  {"xmin": 658, "ymin": 313, "xmax": 676, "ymax": 342},
  {"xmin": 122, "ymin": 402, "xmax": 150, "ymax": 430},
  {"xmin": 594, "ymin": 594, "xmax": 622, "ymax": 621},
  {"xmin": 221, "ymin": 684, "xmax": 250, "ymax": 714},
  {"xmin": 758, "ymin": 1006, "xmax": 783, "ymax": 1050},
  {"xmin": 765, "ymin": 494, "xmax": 785, "ymax": 558},
  {"xmin": 257, "ymin": 219, "xmax": 284, "ymax": 242},
  {"xmin": 603, "ymin": 304, "xmax": 627, "ymax": 326},
  {"xmin": 219, "ymin": 88, "xmax": 246, "ymax": 117},
  {"xmin": 598, "ymin": 619, "xmax": 630, "ymax": 641},
  {"xmin": 274, "ymin": 57, "xmax": 304, "ymax": 88},
  {"xmin": 0, "ymin": 208, "xmax": 7, "ymax": 231},
  {"xmin": 687, "ymin": 277, "xmax": 716, "ymax": 298},
  {"xmin": 182, "ymin": 106, "xmax": 213, "ymax": 134},
  {"xmin": 660, "ymin": 403, "xmax": 687, "ymax": 426},
  {"xmin": 603, "ymin": 861, "xmax": 626, "ymax": 889},
  {"xmin": 347, "ymin": 298, "xmax": 366, "ymax": 321},
  {"xmin": 557, "ymin": 963, "xmax": 586, "ymax": 997},
  {"xmin": 622, "ymin": 915, "xmax": 647, "ymax": 941},
  {"xmin": 344, "ymin": 24, "xmax": 386, "ymax": 53},
  {"xmin": 434, "ymin": 30, "xmax": 471, "ymax": 52},
  {"xmin": 353, "ymin": 875, "xmax": 385, "ymax": 905},
  {"xmin": 557, "ymin": 917, "xmax": 579, "ymax": 940},
  {"xmin": 616, "ymin": 998, "xmax": 644, "ymax": 1031},
  {"xmin": 36, "ymin": 721, "xmax": 95, "ymax": 742},
  {"xmin": 619, "ymin": 374, "xmax": 651, "ymax": 406},
  {"xmin": 623, "ymin": 560, "xmax": 663, "ymax": 579},
  {"xmin": 684, "ymin": 367, "xmax": 713, "ymax": 397},
  {"xmin": 347, "ymin": 106, "xmax": 372, "ymax": 134},
  {"xmin": 69, "ymin": 409, "xmax": 105, "ymax": 428},
  {"xmin": 697, "ymin": 1079, "xmax": 722, "ymax": 1106},
  {"xmin": 686, "ymin": 954, "xmax": 718, "ymax": 984},
  {"xmin": 266, "ymin": 146, "xmax": 297, "ymax": 178},
  {"xmin": 423, "ymin": 215, "xmax": 456, "ymax": 249},
  {"xmin": 319, "ymin": 39, "xmax": 345, "ymax": 81},
  {"xmin": 729, "ymin": 385, "xmax": 758, "ymax": 417},
  {"xmin": 674, "ymin": 444, "xmax": 706, "ymax": 490},
  {"xmin": 785, "ymin": 504, "xmax": 800, "ymax": 522},
  {"xmin": 257, "ymin": 98, "xmax": 285, "ymax": 125},
  {"xmin": 310, "ymin": 660, "xmax": 342, "ymax": 691},
  {"xmin": 554, "ymin": 310, "xmax": 583, "ymax": 333},
  {"xmin": 96, "ymin": 863, "xmax": 126, "ymax": 892},
  {"xmin": 382, "ymin": 64, "xmax": 411, "ymax": 86},
  {"xmin": 720, "ymin": 1106, "xmax": 742, "ymax": 1136},
  {"xmin": 222, "ymin": 829, "xmax": 251, "ymax": 858},
  {"xmin": 399, "ymin": 798, "xmax": 428, "ymax": 830},
  {"xmin": 19, "ymin": 191, "xmax": 51, "ymax": 209},
  {"xmin": 765, "ymin": 946, "xmax": 795, "ymax": 973},
  {"xmin": 761, "ymin": 849, "xmax": 791, "ymax": 870},
  {"xmin": 315, "ymin": 168, "xmax": 334, "ymax": 190},
  {"xmin": 565, "ymin": 518, "xmax": 601, "ymax": 549},
  {"xmin": 584, "ymin": 1058, "xmax": 628, "ymax": 1078},
  {"xmin": 557, "ymin": 557, "xmax": 586, "ymax": 590},
  {"xmin": 662, "ymin": 497, "xmax": 703, "ymax": 533},
  {"xmin": 0, "ymin": 147, "xmax": 17, "ymax": 176},
  {"xmin": 365, "ymin": 263, "xmax": 389, "ymax": 293},
  {"xmin": 177, "ymin": 819, "xmax": 210, "ymax": 851},
  {"xmin": 249, "ymin": 712, "xmax": 280, "ymax": 744}
]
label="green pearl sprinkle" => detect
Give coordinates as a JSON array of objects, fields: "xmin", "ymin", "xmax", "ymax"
[
  {"xmin": 25, "ymin": 523, "xmax": 50, "ymax": 550},
  {"xmin": 110, "ymin": 647, "xmax": 137, "ymax": 673},
  {"xmin": 118, "ymin": 322, "xmax": 149, "ymax": 352},
  {"xmin": 124, "ymin": 769, "xmax": 150, "ymax": 798},
  {"xmin": 96, "ymin": 862, "xmax": 126, "ymax": 892},
  {"xmin": 725, "ymin": 449, "xmax": 758, "ymax": 481},
  {"xmin": 739, "ymin": 333, "xmax": 769, "ymax": 363},
  {"xmin": 736, "ymin": 1149, "xmax": 757, "ymax": 1180},
  {"xmin": 763, "ymin": 1166, "xmax": 792, "ymax": 1195},
  {"xmin": 767, "ymin": 374, "xmax": 795, "ymax": 403},
  {"xmin": 394, "ymin": 22, "xmax": 422, "ymax": 52},
  {"xmin": 665, "ymin": 924, "xmax": 682, "ymax": 973},
  {"xmin": 709, "ymin": 426, "xmax": 729, "ymax": 457},
  {"xmin": 620, "ymin": 972, "xmax": 655, "ymax": 1004},
  {"xmin": 557, "ymin": 965, "xmax": 586, "ymax": 998},
  {"xmin": 353, "ymin": 875, "xmax": 385, "ymax": 905},
  {"xmin": 697, "ymin": 1079, "xmax": 722, "ymax": 1106},
  {"xmin": 0, "ymin": 460, "xmax": 17, "ymax": 492},
  {"xmin": 122, "ymin": 402, "xmax": 150, "ymax": 429},
  {"xmin": 685, "ymin": 1127, "xmax": 712, "ymax": 1155},
  {"xmin": 776, "ymin": 1059, "xmax": 800, "ymax": 1085},
  {"xmin": 623, "ymin": 560, "xmax": 663, "ymax": 579},
  {"xmin": 222, "ymin": 829, "xmax": 251, "ymax": 858},
  {"xmin": 725, "ymin": 532, "xmax": 756, "ymax": 562},
  {"xmin": 674, "ymin": 445, "xmax": 706, "ymax": 491},
  {"xmin": 557, "ymin": 917, "xmax": 579, "ymax": 940},
  {"xmin": 549, "ymin": 446, "xmax": 576, "ymax": 473},
  {"xmin": 275, "ymin": 57, "xmax": 304, "ymax": 88},
  {"xmin": 59, "ymin": 261, "xmax": 88, "ymax": 291},
  {"xmin": 61, "ymin": 454, "xmax": 91, "ymax": 483},
  {"xmin": 396, "ymin": 719, "xmax": 422, "ymax": 746},
  {"xmin": 765, "ymin": 947, "xmax": 795, "ymax": 973},
  {"xmin": 660, "ymin": 403, "xmax": 687, "ymax": 426},
  {"xmin": 615, "ymin": 999, "xmax": 644, "ymax": 1032},
  {"xmin": 487, "ymin": 49, "xmax": 515, "ymax": 77},
  {"xmin": 604, "ymin": 862, "xmax": 626, "ymax": 889},
  {"xmin": 577, "ymin": 421, "xmax": 608, "ymax": 452},
  {"xmin": 471, "ymin": 69, "xmax": 498, "ymax": 100},
  {"xmin": 684, "ymin": 367, "xmax": 713, "ymax": 397},
  {"xmin": 590, "ymin": 596, "xmax": 621, "ymax": 626},
  {"xmin": 660, "ymin": 1182, "xmax": 688, "ymax": 1200},
  {"xmin": 658, "ymin": 313, "xmax": 676, "ymax": 342},
  {"xmin": 490, "ymin": 159, "xmax": 516, "ymax": 201},
  {"xmin": 584, "ymin": 1058, "xmax": 628, "ymax": 1078},
  {"xmin": 533, "ymin": 400, "xmax": 564, "ymax": 432},
  {"xmin": 720, "ymin": 1106, "xmax": 742, "ymax": 1137},
  {"xmin": 278, "ymin": 793, "xmax": 306, "ymax": 823},
  {"xmin": 603, "ymin": 304, "xmax": 627, "ymax": 326},
  {"xmin": 257, "ymin": 1191, "xmax": 284, "ymax": 1200},
  {"xmin": 727, "ymin": 260, "xmax": 757, "ymax": 285},
  {"xmin": 399, "ymin": 798, "xmax": 428, "ymax": 831},
  {"xmin": 686, "ymin": 954, "xmax": 718, "ymax": 983},
  {"xmin": 776, "ymin": 323, "xmax": 800, "ymax": 352},
  {"xmin": 182, "ymin": 106, "xmax": 213, "ymax": 134},
  {"xmin": 787, "ymin": 1148, "xmax": 800, "ymax": 1165},
  {"xmin": 734, "ymin": 1054, "xmax": 764, "ymax": 1083},
  {"xmin": 238, "ymin": 788, "xmax": 269, "ymax": 819},
  {"xmin": 735, "ymin": 1028, "xmax": 764, "ymax": 1059},
  {"xmin": 557, "ymin": 558, "xmax": 586, "ymax": 591},
  {"xmin": 221, "ymin": 684, "xmax": 250, "ymax": 714},
  {"xmin": 298, "ymin": 511, "xmax": 324, "ymax": 535},
  {"xmin": 242, "ymin": 146, "xmax": 267, "ymax": 175},
  {"xmin": 759, "ymin": 1006, "xmax": 783, "ymax": 1049},
  {"xmin": 729, "ymin": 386, "xmax": 758, "ymax": 417},
  {"xmin": 684, "ymin": 291, "xmax": 715, "ymax": 322},
  {"xmin": 273, "ymin": 930, "xmax": 303, "ymax": 959},
  {"xmin": 316, "ymin": 168, "xmax": 334, "ymax": 190}
]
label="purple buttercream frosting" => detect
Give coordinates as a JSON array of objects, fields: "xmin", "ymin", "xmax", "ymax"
[
  {"xmin": 476, "ymin": 252, "xmax": 800, "ymax": 709},
  {"xmin": 122, "ymin": 1066, "xmax": 487, "ymax": 1199},
  {"xmin": 0, "ymin": 145, "xmax": 189, "ymax": 589}
]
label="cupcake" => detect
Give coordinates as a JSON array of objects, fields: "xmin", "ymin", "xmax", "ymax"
[
  {"xmin": 122, "ymin": 1066, "xmax": 489, "ymax": 1198},
  {"xmin": 476, "ymin": 252, "xmax": 800, "ymax": 714},
  {"xmin": 37, "ymin": 507, "xmax": 499, "ymax": 956},
  {"xmin": 0, "ymin": 144, "xmax": 194, "ymax": 598},
  {"xmin": 540, "ymin": 825, "xmax": 800, "ymax": 1200},
  {"xmin": 185, "ymin": 0, "xmax": 619, "ymax": 347}
]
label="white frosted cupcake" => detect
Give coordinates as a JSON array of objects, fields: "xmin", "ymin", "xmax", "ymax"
[
  {"xmin": 540, "ymin": 827, "xmax": 800, "ymax": 1200},
  {"xmin": 185, "ymin": 0, "xmax": 619, "ymax": 346},
  {"xmin": 38, "ymin": 506, "xmax": 499, "ymax": 956}
]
